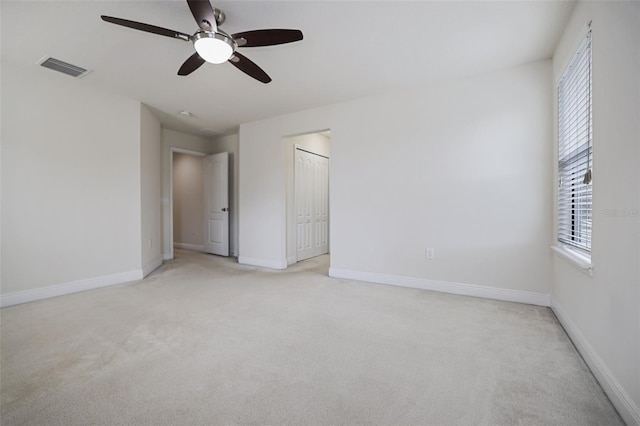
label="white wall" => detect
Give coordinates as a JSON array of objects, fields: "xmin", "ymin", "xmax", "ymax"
[
  {"xmin": 140, "ymin": 104, "xmax": 162, "ymax": 276},
  {"xmin": 0, "ymin": 47, "xmax": 3, "ymax": 293},
  {"xmin": 172, "ymin": 153, "xmax": 204, "ymax": 249},
  {"xmin": 239, "ymin": 60, "xmax": 553, "ymax": 302},
  {"xmin": 331, "ymin": 62, "xmax": 553, "ymax": 296},
  {"xmin": 285, "ymin": 132, "xmax": 331, "ymax": 263},
  {"xmin": 1, "ymin": 62, "xmax": 143, "ymax": 300},
  {"xmin": 160, "ymin": 129, "xmax": 214, "ymax": 259},
  {"xmin": 551, "ymin": 2, "xmax": 640, "ymax": 424},
  {"xmin": 211, "ymin": 132, "xmax": 239, "ymax": 257}
]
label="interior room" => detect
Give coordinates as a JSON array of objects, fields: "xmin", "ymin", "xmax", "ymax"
[{"xmin": 1, "ymin": 1, "xmax": 638, "ymax": 425}]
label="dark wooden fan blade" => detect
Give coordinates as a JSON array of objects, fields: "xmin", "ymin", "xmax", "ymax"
[
  {"xmin": 228, "ymin": 52, "xmax": 271, "ymax": 84},
  {"xmin": 233, "ymin": 29, "xmax": 303, "ymax": 47},
  {"xmin": 187, "ymin": 0, "xmax": 217, "ymax": 31},
  {"xmin": 178, "ymin": 53, "xmax": 206, "ymax": 76},
  {"xmin": 101, "ymin": 16, "xmax": 191, "ymax": 41}
]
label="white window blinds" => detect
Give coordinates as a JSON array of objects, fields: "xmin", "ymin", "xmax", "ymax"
[{"xmin": 558, "ymin": 29, "xmax": 592, "ymax": 253}]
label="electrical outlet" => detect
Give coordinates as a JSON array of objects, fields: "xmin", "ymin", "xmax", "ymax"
[{"xmin": 425, "ymin": 248, "xmax": 434, "ymax": 260}]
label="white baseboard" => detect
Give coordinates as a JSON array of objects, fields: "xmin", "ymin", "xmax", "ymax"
[
  {"xmin": 0, "ymin": 269, "xmax": 144, "ymax": 308},
  {"xmin": 551, "ymin": 297, "xmax": 640, "ymax": 426},
  {"xmin": 238, "ymin": 256, "xmax": 287, "ymax": 270},
  {"xmin": 142, "ymin": 256, "xmax": 163, "ymax": 278},
  {"xmin": 174, "ymin": 243, "xmax": 205, "ymax": 252},
  {"xmin": 287, "ymin": 256, "xmax": 297, "ymax": 266},
  {"xmin": 328, "ymin": 268, "xmax": 551, "ymax": 307},
  {"xmin": 163, "ymin": 253, "xmax": 173, "ymax": 261}
]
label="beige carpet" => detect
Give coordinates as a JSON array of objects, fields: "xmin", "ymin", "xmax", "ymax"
[{"xmin": 1, "ymin": 250, "xmax": 623, "ymax": 425}]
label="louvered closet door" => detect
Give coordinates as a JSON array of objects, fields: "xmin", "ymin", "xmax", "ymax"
[{"xmin": 295, "ymin": 148, "xmax": 329, "ymax": 261}]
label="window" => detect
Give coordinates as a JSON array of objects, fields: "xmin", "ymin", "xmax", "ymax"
[{"xmin": 558, "ymin": 29, "xmax": 592, "ymax": 254}]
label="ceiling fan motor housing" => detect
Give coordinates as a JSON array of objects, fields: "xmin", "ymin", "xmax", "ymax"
[{"xmin": 211, "ymin": 8, "xmax": 225, "ymax": 26}]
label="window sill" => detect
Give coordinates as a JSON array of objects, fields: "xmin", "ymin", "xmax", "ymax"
[{"xmin": 551, "ymin": 246, "xmax": 593, "ymax": 277}]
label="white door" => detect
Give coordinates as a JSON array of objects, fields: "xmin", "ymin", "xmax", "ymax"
[
  {"xmin": 313, "ymin": 155, "xmax": 329, "ymax": 257},
  {"xmin": 295, "ymin": 148, "xmax": 329, "ymax": 261},
  {"xmin": 203, "ymin": 152, "xmax": 229, "ymax": 256},
  {"xmin": 295, "ymin": 149, "xmax": 314, "ymax": 261}
]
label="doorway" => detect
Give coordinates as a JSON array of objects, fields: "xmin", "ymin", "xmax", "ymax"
[
  {"xmin": 171, "ymin": 150, "xmax": 230, "ymax": 257},
  {"xmin": 284, "ymin": 131, "xmax": 331, "ymax": 265},
  {"xmin": 172, "ymin": 150, "xmax": 206, "ymax": 253}
]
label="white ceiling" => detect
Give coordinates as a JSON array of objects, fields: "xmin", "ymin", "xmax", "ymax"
[{"xmin": 1, "ymin": 1, "xmax": 575, "ymax": 136}]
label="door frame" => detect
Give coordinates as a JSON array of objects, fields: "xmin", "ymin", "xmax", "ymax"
[{"xmin": 168, "ymin": 147, "xmax": 207, "ymax": 260}]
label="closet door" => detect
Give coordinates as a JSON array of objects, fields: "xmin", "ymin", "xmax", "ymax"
[
  {"xmin": 295, "ymin": 149, "xmax": 314, "ymax": 261},
  {"xmin": 295, "ymin": 148, "xmax": 329, "ymax": 261},
  {"xmin": 313, "ymin": 155, "xmax": 329, "ymax": 257}
]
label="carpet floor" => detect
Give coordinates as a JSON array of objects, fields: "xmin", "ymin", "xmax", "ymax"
[{"xmin": 1, "ymin": 250, "xmax": 624, "ymax": 425}]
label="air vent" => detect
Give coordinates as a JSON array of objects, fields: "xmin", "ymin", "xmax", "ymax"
[{"xmin": 37, "ymin": 56, "xmax": 91, "ymax": 78}]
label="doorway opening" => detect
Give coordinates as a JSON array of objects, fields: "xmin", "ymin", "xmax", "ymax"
[
  {"xmin": 284, "ymin": 130, "xmax": 331, "ymax": 266},
  {"xmin": 168, "ymin": 147, "xmax": 232, "ymax": 260},
  {"xmin": 171, "ymin": 149, "xmax": 207, "ymax": 255}
]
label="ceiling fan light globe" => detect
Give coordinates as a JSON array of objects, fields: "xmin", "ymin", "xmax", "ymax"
[{"xmin": 193, "ymin": 32, "xmax": 234, "ymax": 64}]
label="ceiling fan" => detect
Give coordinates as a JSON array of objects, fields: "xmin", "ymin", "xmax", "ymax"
[{"xmin": 101, "ymin": 0, "xmax": 303, "ymax": 83}]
